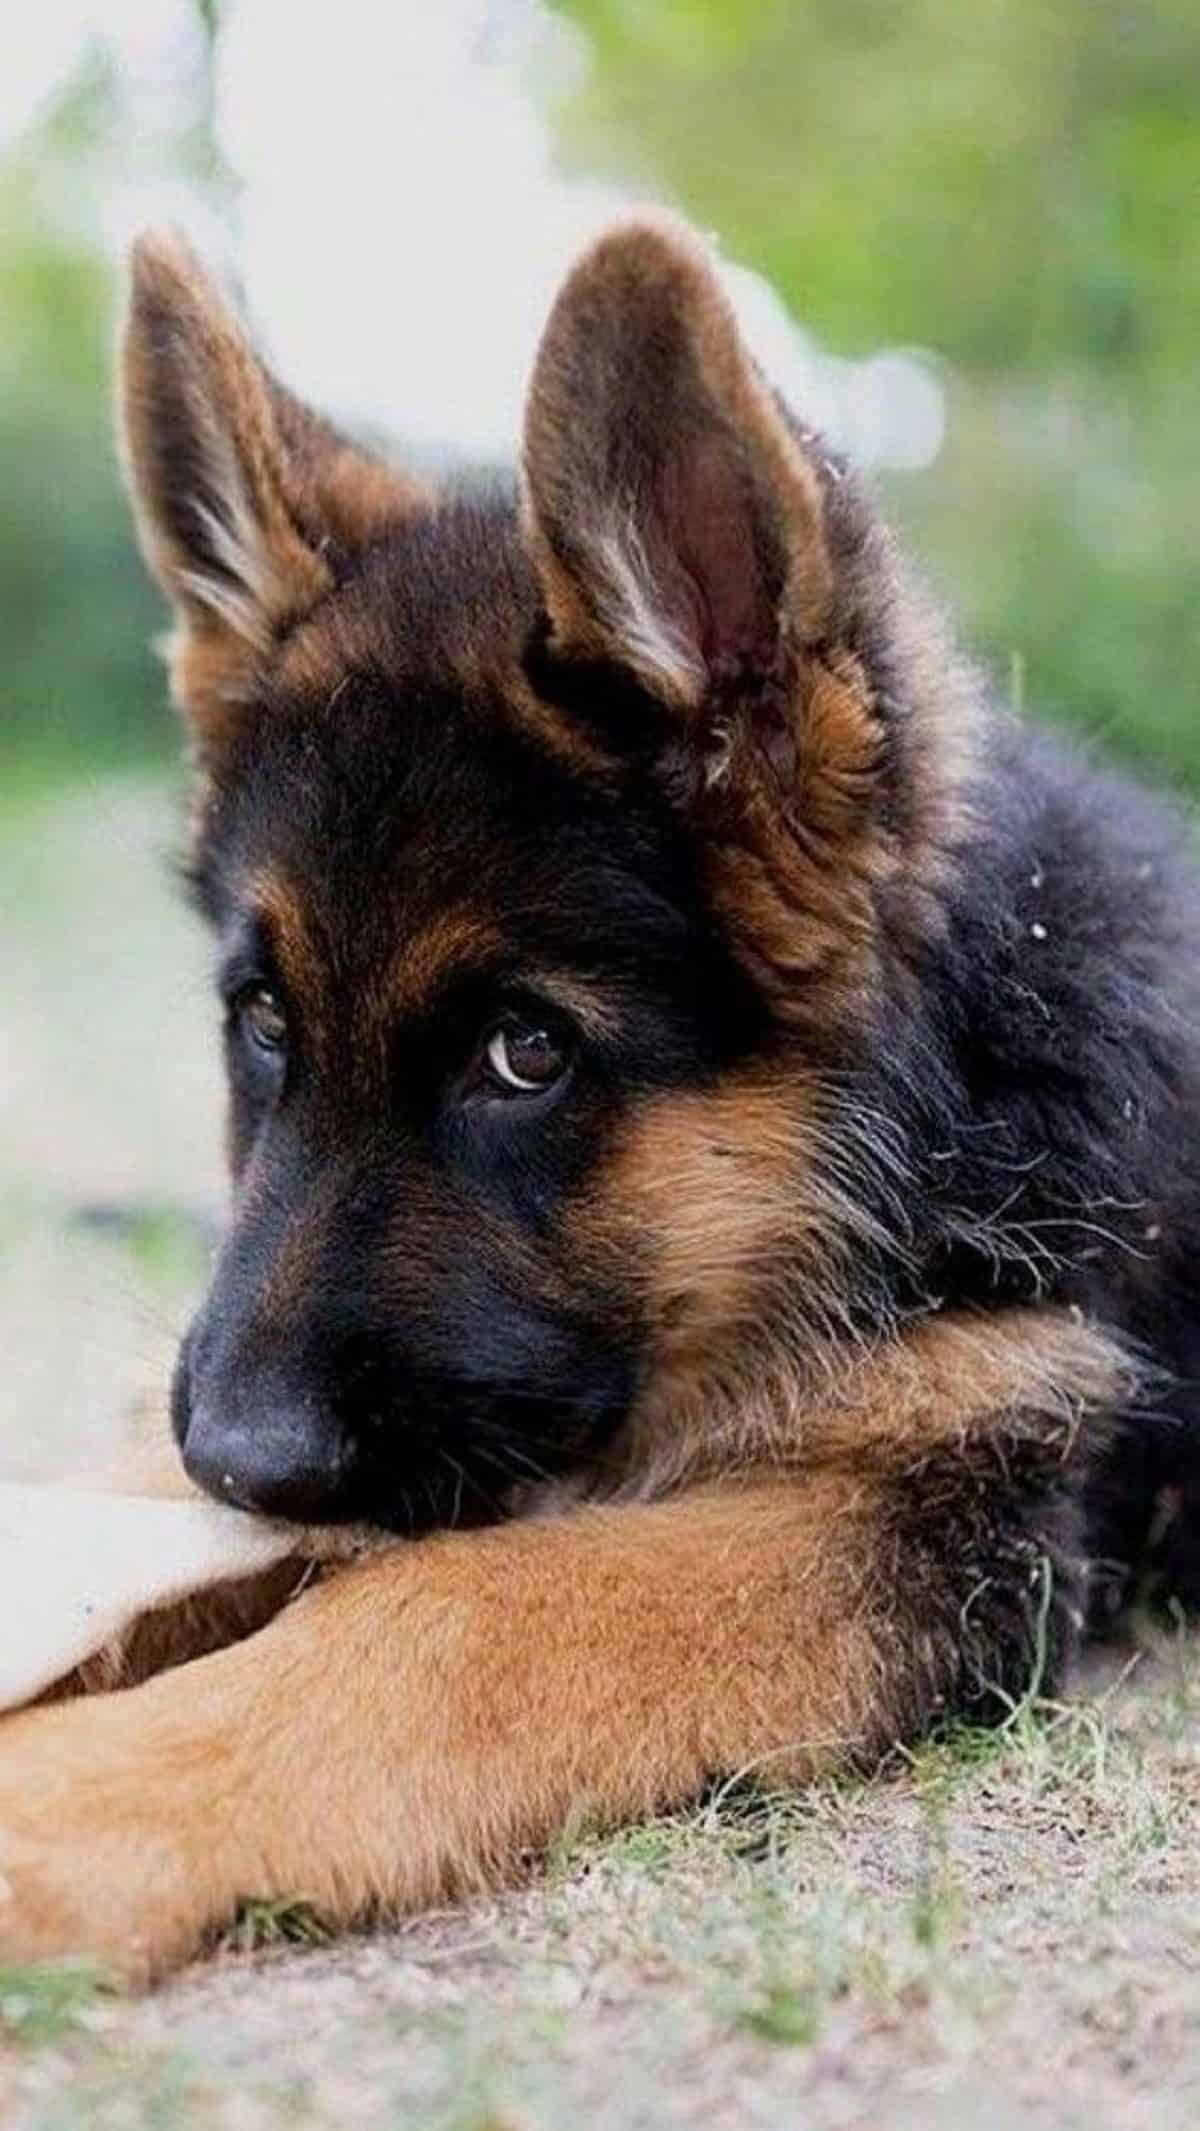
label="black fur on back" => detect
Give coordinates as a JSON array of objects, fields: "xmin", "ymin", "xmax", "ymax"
[{"xmin": 833, "ymin": 713, "xmax": 1200, "ymax": 1616}]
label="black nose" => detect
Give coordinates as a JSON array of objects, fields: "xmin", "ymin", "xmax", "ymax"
[{"xmin": 180, "ymin": 1396, "xmax": 350, "ymax": 1522}]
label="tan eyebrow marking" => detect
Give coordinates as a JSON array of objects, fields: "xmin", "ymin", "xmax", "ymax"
[
  {"xmin": 521, "ymin": 971, "xmax": 623, "ymax": 1043},
  {"xmin": 249, "ymin": 869, "xmax": 327, "ymax": 1026},
  {"xmin": 249, "ymin": 876, "xmax": 623, "ymax": 1052},
  {"xmin": 380, "ymin": 909, "xmax": 507, "ymax": 1020},
  {"xmin": 381, "ymin": 931, "xmax": 624, "ymax": 1044}
]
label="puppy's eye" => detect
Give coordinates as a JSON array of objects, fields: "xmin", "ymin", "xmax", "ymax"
[
  {"xmin": 484, "ymin": 1019, "xmax": 567, "ymax": 1094},
  {"xmin": 237, "ymin": 985, "xmax": 288, "ymax": 1055}
]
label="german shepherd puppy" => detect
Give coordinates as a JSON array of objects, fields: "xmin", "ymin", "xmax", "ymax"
[{"xmin": 2, "ymin": 213, "xmax": 1198, "ymax": 1978}]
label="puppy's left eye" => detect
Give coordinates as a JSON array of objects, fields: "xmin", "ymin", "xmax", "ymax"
[
  {"xmin": 485, "ymin": 1020, "xmax": 568, "ymax": 1094},
  {"xmin": 237, "ymin": 984, "xmax": 288, "ymax": 1055}
]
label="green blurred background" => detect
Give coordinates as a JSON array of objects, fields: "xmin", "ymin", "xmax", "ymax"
[{"xmin": 2, "ymin": 0, "xmax": 1197, "ymax": 794}]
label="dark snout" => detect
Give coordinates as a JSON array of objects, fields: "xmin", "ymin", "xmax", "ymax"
[{"xmin": 172, "ymin": 1337, "xmax": 356, "ymax": 1522}]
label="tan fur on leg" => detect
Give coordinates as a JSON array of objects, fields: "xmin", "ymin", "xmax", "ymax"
[{"xmin": 0, "ymin": 1476, "xmax": 880, "ymax": 1977}]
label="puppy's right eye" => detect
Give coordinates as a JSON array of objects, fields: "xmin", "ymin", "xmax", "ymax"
[
  {"xmin": 483, "ymin": 1018, "xmax": 570, "ymax": 1096},
  {"xmin": 236, "ymin": 985, "xmax": 288, "ymax": 1055}
]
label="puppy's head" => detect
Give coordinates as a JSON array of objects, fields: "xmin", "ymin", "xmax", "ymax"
[{"xmin": 121, "ymin": 216, "xmax": 974, "ymax": 1526}]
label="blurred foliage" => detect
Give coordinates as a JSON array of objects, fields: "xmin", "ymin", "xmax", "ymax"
[
  {"xmin": 1, "ymin": 0, "xmax": 1197, "ymax": 792},
  {"xmin": 1, "ymin": 61, "xmax": 165, "ymax": 779},
  {"xmin": 559, "ymin": 0, "xmax": 1200, "ymax": 789}
]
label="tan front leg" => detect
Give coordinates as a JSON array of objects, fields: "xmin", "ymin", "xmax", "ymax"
[{"xmin": 0, "ymin": 1473, "xmax": 896, "ymax": 1977}]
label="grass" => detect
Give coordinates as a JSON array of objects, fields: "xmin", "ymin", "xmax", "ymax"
[
  {"xmin": 0, "ymin": 1964, "xmax": 113, "ymax": 2049},
  {"xmin": 220, "ymin": 1902, "xmax": 334, "ymax": 1958},
  {"xmin": 2, "ymin": 771, "xmax": 1199, "ymax": 2129}
]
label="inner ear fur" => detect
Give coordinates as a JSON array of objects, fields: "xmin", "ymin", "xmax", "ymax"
[
  {"xmin": 521, "ymin": 211, "xmax": 835, "ymax": 713},
  {"xmin": 120, "ymin": 231, "xmax": 426, "ymax": 751}
]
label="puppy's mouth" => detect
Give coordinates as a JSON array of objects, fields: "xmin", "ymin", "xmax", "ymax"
[{"xmin": 170, "ymin": 1329, "xmax": 629, "ymax": 1534}]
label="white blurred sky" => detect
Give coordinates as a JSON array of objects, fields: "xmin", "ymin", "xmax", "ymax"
[{"xmin": 3, "ymin": 0, "xmax": 944, "ymax": 469}]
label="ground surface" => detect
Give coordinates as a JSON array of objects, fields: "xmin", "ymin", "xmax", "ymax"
[{"xmin": 2, "ymin": 775, "xmax": 1198, "ymax": 2130}]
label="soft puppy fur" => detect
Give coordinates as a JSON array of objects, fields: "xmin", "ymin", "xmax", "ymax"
[{"xmin": 1, "ymin": 212, "xmax": 1197, "ymax": 1978}]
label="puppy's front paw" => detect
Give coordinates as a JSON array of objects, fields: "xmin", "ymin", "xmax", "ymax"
[
  {"xmin": 0, "ymin": 1703, "xmax": 222, "ymax": 1981},
  {"xmin": 0, "ymin": 1821, "xmax": 194, "ymax": 1982}
]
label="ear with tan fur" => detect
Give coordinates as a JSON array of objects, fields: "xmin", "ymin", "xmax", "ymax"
[
  {"xmin": 522, "ymin": 212, "xmax": 835, "ymax": 716},
  {"xmin": 522, "ymin": 215, "xmax": 925, "ymax": 1024},
  {"xmin": 120, "ymin": 232, "xmax": 424, "ymax": 752}
]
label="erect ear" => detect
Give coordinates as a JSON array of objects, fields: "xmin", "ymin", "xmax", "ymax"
[
  {"xmin": 120, "ymin": 231, "xmax": 426, "ymax": 750},
  {"xmin": 521, "ymin": 214, "xmax": 922, "ymax": 1026},
  {"xmin": 521, "ymin": 212, "xmax": 834, "ymax": 715}
]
